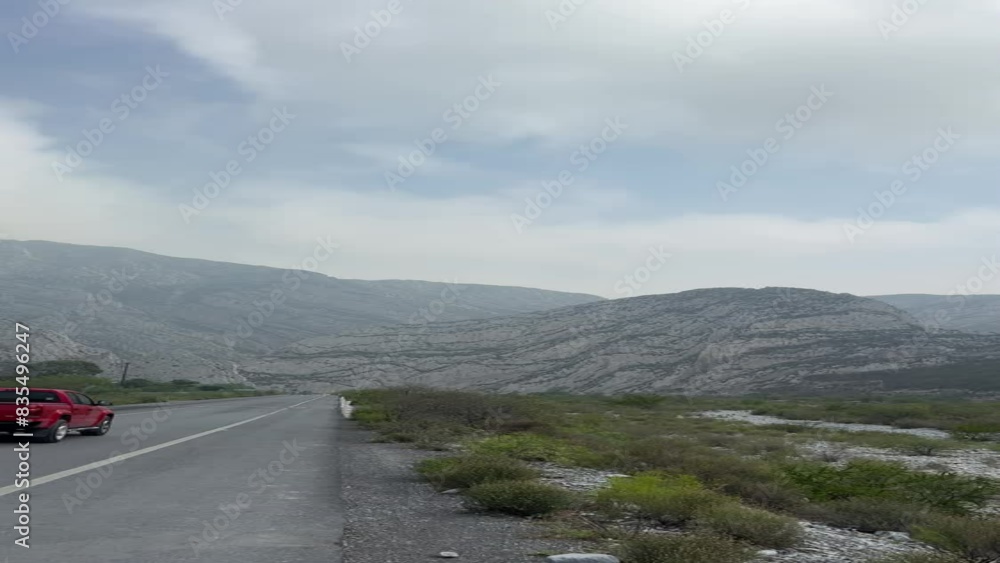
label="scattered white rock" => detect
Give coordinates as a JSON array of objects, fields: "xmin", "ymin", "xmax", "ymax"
[
  {"xmin": 531, "ymin": 462, "xmax": 629, "ymax": 492},
  {"xmin": 545, "ymin": 554, "xmax": 620, "ymax": 563},
  {"xmin": 528, "ymin": 410, "xmax": 999, "ymax": 563},
  {"xmin": 441, "ymin": 488, "xmax": 462, "ymax": 495},
  {"xmin": 438, "ymin": 551, "xmax": 459, "ymax": 558},
  {"xmin": 758, "ymin": 522, "xmax": 933, "ymax": 563},
  {"xmin": 801, "ymin": 441, "xmax": 1000, "ymax": 481},
  {"xmin": 698, "ymin": 410, "xmax": 951, "ymax": 439}
]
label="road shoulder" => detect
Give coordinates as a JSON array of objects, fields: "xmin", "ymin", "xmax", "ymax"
[{"xmin": 339, "ymin": 423, "xmax": 584, "ymax": 562}]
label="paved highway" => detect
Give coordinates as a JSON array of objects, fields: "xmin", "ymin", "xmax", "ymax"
[{"xmin": 0, "ymin": 395, "xmax": 343, "ymax": 563}]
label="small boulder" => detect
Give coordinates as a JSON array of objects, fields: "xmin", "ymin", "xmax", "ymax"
[
  {"xmin": 438, "ymin": 552, "xmax": 459, "ymax": 558},
  {"xmin": 545, "ymin": 555, "xmax": 620, "ymax": 563}
]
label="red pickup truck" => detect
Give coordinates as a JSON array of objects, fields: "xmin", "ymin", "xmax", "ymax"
[{"xmin": 0, "ymin": 388, "xmax": 115, "ymax": 443}]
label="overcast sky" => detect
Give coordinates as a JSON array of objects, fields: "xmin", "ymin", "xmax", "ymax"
[{"xmin": 1, "ymin": 0, "xmax": 998, "ymax": 299}]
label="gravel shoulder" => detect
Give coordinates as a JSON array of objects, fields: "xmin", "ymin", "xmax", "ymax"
[{"xmin": 340, "ymin": 423, "xmax": 585, "ymax": 563}]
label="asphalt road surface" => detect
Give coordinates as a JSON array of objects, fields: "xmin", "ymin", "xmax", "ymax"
[{"xmin": 0, "ymin": 395, "xmax": 343, "ymax": 563}]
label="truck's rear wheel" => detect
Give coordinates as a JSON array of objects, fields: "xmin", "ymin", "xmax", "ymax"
[{"xmin": 39, "ymin": 419, "xmax": 69, "ymax": 443}]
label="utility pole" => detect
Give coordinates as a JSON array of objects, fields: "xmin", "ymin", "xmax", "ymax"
[{"xmin": 120, "ymin": 362, "xmax": 130, "ymax": 386}]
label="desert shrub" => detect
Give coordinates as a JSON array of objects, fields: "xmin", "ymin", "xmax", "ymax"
[
  {"xmin": 694, "ymin": 432, "xmax": 742, "ymax": 449},
  {"xmin": 464, "ymin": 480, "xmax": 575, "ymax": 516},
  {"xmin": 355, "ymin": 386, "xmax": 552, "ymax": 433},
  {"xmin": 625, "ymin": 436, "xmax": 707, "ymax": 470},
  {"xmin": 764, "ymin": 423, "xmax": 810, "ymax": 434},
  {"xmin": 415, "ymin": 455, "xmax": 538, "ymax": 489},
  {"xmin": 893, "ymin": 418, "xmax": 940, "ymax": 429},
  {"xmin": 783, "ymin": 459, "xmax": 999, "ymax": 514},
  {"xmin": 953, "ymin": 422, "xmax": 1000, "ymax": 442},
  {"xmin": 467, "ymin": 433, "xmax": 591, "ymax": 464},
  {"xmin": 595, "ymin": 472, "xmax": 730, "ymax": 525},
  {"xmin": 805, "ymin": 498, "xmax": 934, "ymax": 532},
  {"xmin": 370, "ymin": 417, "xmax": 472, "ymax": 447},
  {"xmin": 351, "ymin": 406, "xmax": 392, "ymax": 425},
  {"xmin": 694, "ymin": 503, "xmax": 803, "ymax": 549},
  {"xmin": 122, "ymin": 378, "xmax": 155, "ymax": 388},
  {"xmin": 169, "ymin": 378, "xmax": 199, "ymax": 386},
  {"xmin": 559, "ymin": 432, "xmax": 632, "ymax": 470},
  {"xmin": 911, "ymin": 514, "xmax": 1000, "ymax": 562},
  {"xmin": 624, "ymin": 436, "xmax": 800, "ymax": 510},
  {"xmin": 727, "ymin": 480, "xmax": 807, "ymax": 512},
  {"xmin": 900, "ymin": 439, "xmax": 945, "ymax": 457},
  {"xmin": 616, "ymin": 532, "xmax": 755, "ymax": 563},
  {"xmin": 733, "ymin": 436, "xmax": 795, "ymax": 458},
  {"xmin": 613, "ymin": 394, "xmax": 667, "ymax": 409},
  {"xmin": 495, "ymin": 418, "xmax": 556, "ymax": 435}
]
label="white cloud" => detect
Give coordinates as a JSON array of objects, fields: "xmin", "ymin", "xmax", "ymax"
[
  {"xmin": 71, "ymin": 0, "xmax": 1000, "ymax": 160},
  {"xmin": 7, "ymin": 97, "xmax": 994, "ymax": 299}
]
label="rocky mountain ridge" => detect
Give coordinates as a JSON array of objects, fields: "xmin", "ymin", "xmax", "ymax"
[
  {"xmin": 0, "ymin": 240, "xmax": 602, "ymax": 381},
  {"xmin": 239, "ymin": 287, "xmax": 1000, "ymax": 394},
  {"xmin": 871, "ymin": 294, "xmax": 1000, "ymax": 334}
]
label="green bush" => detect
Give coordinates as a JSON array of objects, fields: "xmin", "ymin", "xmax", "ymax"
[
  {"xmin": 122, "ymin": 378, "xmax": 155, "ymax": 388},
  {"xmin": 351, "ymin": 406, "xmax": 391, "ymax": 425},
  {"xmin": 616, "ymin": 532, "xmax": 754, "ymax": 563},
  {"xmin": 467, "ymin": 433, "xmax": 591, "ymax": 464},
  {"xmin": 373, "ymin": 387, "xmax": 551, "ymax": 431},
  {"xmin": 595, "ymin": 472, "xmax": 729, "ymax": 525},
  {"xmin": 464, "ymin": 480, "xmax": 574, "ymax": 516},
  {"xmin": 415, "ymin": 455, "xmax": 538, "ymax": 490},
  {"xmin": 616, "ymin": 434, "xmax": 806, "ymax": 513},
  {"xmin": 694, "ymin": 503, "xmax": 803, "ymax": 549},
  {"xmin": 169, "ymin": 379, "xmax": 199, "ymax": 386},
  {"xmin": 783, "ymin": 459, "xmax": 999, "ymax": 514},
  {"xmin": 911, "ymin": 514, "xmax": 1000, "ymax": 562},
  {"xmin": 612, "ymin": 394, "xmax": 667, "ymax": 409},
  {"xmin": 894, "ymin": 437, "xmax": 948, "ymax": 457},
  {"xmin": 801, "ymin": 498, "xmax": 932, "ymax": 533},
  {"xmin": 727, "ymin": 480, "xmax": 806, "ymax": 512}
]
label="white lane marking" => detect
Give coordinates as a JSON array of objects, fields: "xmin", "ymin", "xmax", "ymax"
[{"xmin": 0, "ymin": 396, "xmax": 325, "ymax": 497}]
